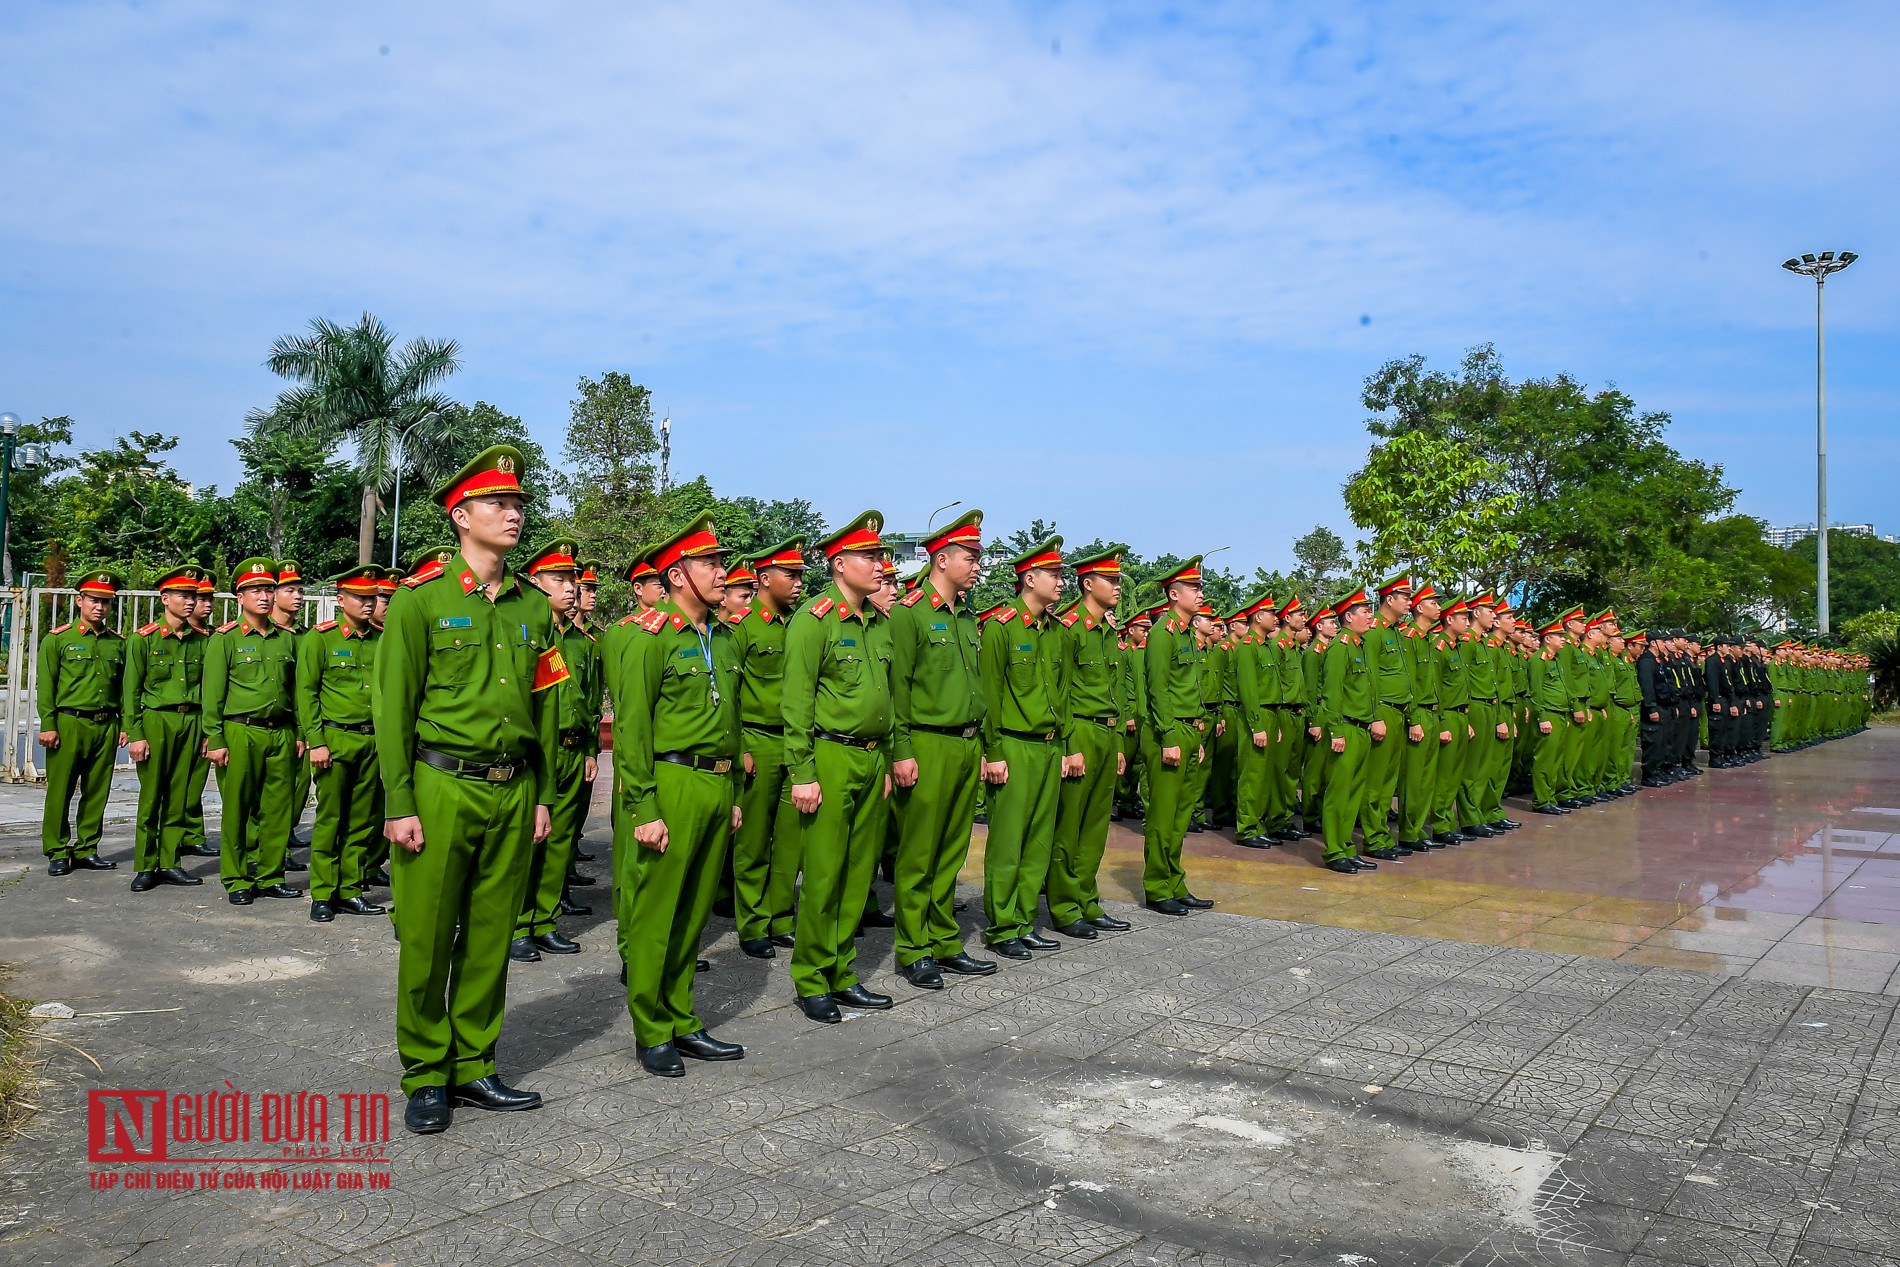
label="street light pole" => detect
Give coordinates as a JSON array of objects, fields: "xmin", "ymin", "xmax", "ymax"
[
  {"xmin": 1781, "ymin": 251, "xmax": 1857, "ymax": 636},
  {"xmin": 0, "ymin": 414, "xmax": 17, "ymax": 590},
  {"xmin": 388, "ymin": 410, "xmax": 440, "ymax": 570}
]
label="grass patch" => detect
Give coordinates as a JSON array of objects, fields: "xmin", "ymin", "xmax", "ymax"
[
  {"xmin": 1872, "ymin": 708, "xmax": 1900, "ymax": 728},
  {"xmin": 0, "ymin": 869, "xmax": 39, "ymax": 1145}
]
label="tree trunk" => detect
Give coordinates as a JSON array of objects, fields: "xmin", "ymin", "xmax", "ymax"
[{"xmin": 357, "ymin": 485, "xmax": 381, "ymax": 566}]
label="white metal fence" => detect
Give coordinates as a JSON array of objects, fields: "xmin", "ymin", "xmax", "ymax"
[{"xmin": 0, "ymin": 587, "xmax": 338, "ymax": 782}]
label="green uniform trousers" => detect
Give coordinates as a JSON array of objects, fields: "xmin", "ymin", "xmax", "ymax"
[
  {"xmin": 983, "ymin": 734, "xmax": 1062, "ymax": 943},
  {"xmin": 1602, "ymin": 705, "xmax": 1634, "ymax": 789},
  {"xmin": 183, "ymin": 742, "xmax": 211, "ymax": 850},
  {"xmin": 1207, "ymin": 706, "xmax": 1239, "ymax": 822},
  {"xmin": 733, "ymin": 727, "xmax": 801, "ymax": 943},
  {"xmin": 291, "ymin": 754, "xmax": 312, "ymax": 839},
  {"xmin": 516, "ymin": 742, "xmax": 587, "ymax": 936},
  {"xmin": 1482, "ymin": 706, "xmax": 1514, "ymax": 823},
  {"xmin": 892, "ymin": 729, "xmax": 980, "ymax": 966},
  {"xmin": 391, "ymin": 761, "xmax": 536, "ymax": 1094},
  {"xmin": 215, "ymin": 721, "xmax": 296, "ymax": 893},
  {"xmin": 1300, "ymin": 716, "xmax": 1327, "ymax": 825},
  {"xmin": 1048, "ymin": 720, "xmax": 1117, "ymax": 928},
  {"xmin": 1559, "ymin": 716, "xmax": 1592, "ymax": 798},
  {"xmin": 790, "ymin": 740, "xmax": 888, "ymax": 999},
  {"xmin": 1397, "ymin": 724, "xmax": 1437, "ymax": 845},
  {"xmin": 1117, "ymin": 724, "xmax": 1143, "ymax": 813},
  {"xmin": 1185, "ymin": 719, "xmax": 1218, "ymax": 827},
  {"xmin": 1461, "ymin": 702, "xmax": 1510, "ymax": 827},
  {"xmin": 41, "ymin": 713, "xmax": 118, "ymax": 860},
  {"xmin": 1530, "ymin": 720, "xmax": 1564, "ymax": 805},
  {"xmin": 1321, "ymin": 726, "xmax": 1370, "ymax": 863},
  {"xmin": 1233, "ymin": 713, "xmax": 1279, "ymax": 841},
  {"xmin": 616, "ymin": 761, "xmax": 731, "ymax": 1048},
  {"xmin": 1140, "ymin": 725, "xmax": 1199, "ymax": 902},
  {"xmin": 1432, "ymin": 709, "xmax": 1469, "ymax": 835},
  {"xmin": 1361, "ymin": 704, "xmax": 1406, "ymax": 850},
  {"xmin": 309, "ymin": 728, "xmax": 382, "ymax": 902},
  {"xmin": 133, "ymin": 710, "xmax": 202, "ymax": 871}
]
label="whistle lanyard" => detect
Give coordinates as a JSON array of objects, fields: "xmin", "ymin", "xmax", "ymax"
[{"xmin": 694, "ymin": 625, "xmax": 720, "ymax": 708}]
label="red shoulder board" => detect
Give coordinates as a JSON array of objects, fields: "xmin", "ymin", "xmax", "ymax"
[
  {"xmin": 403, "ymin": 561, "xmax": 446, "ymax": 589},
  {"xmin": 670, "ymin": 613, "xmax": 686, "ymax": 630},
  {"xmin": 219, "ymin": 620, "xmax": 241, "ymax": 633},
  {"xmin": 617, "ymin": 612, "xmax": 639, "ymax": 625},
  {"xmin": 810, "ymin": 597, "xmax": 835, "ymax": 619},
  {"xmin": 1060, "ymin": 610, "xmax": 1081, "ymax": 627},
  {"xmin": 634, "ymin": 608, "xmax": 668, "ymax": 634},
  {"xmin": 314, "ymin": 620, "xmax": 339, "ymax": 632},
  {"xmin": 725, "ymin": 610, "xmax": 745, "ymax": 624},
  {"xmin": 137, "ymin": 621, "xmax": 160, "ymax": 636},
  {"xmin": 900, "ymin": 589, "xmax": 926, "ymax": 607},
  {"xmin": 51, "ymin": 623, "xmax": 71, "ymax": 635},
  {"xmin": 532, "ymin": 644, "xmax": 571, "ymax": 692}
]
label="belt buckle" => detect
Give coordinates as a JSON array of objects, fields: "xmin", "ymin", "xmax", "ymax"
[
  {"xmin": 712, "ymin": 758, "xmax": 732, "ymax": 775},
  {"xmin": 863, "ymin": 738, "xmax": 877, "ymax": 750},
  {"xmin": 486, "ymin": 764, "xmax": 515, "ymax": 783}
]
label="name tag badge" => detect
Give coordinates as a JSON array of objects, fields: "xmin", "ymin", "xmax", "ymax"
[
  {"xmin": 839, "ymin": 637, "xmax": 857, "ymax": 648},
  {"xmin": 333, "ymin": 647, "xmax": 354, "ymax": 659},
  {"xmin": 1015, "ymin": 643, "xmax": 1032, "ymax": 653},
  {"xmin": 438, "ymin": 616, "xmax": 473, "ymax": 629}
]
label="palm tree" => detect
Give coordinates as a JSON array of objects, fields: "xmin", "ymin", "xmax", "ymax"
[{"xmin": 249, "ymin": 313, "xmax": 461, "ymax": 564}]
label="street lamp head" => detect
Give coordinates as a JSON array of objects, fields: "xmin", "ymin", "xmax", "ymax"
[
  {"xmin": 0, "ymin": 413, "xmax": 17, "ymax": 437},
  {"xmin": 1783, "ymin": 251, "xmax": 1858, "ymax": 280}
]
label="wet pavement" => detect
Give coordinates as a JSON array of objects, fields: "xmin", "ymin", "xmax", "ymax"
[
  {"xmin": 1, "ymin": 729, "xmax": 1896, "ymax": 1265},
  {"xmin": 968, "ymin": 729, "xmax": 1900, "ymax": 991}
]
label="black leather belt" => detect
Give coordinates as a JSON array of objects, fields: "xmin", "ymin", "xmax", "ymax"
[
  {"xmin": 1341, "ymin": 717, "xmax": 1373, "ymax": 730},
  {"xmin": 743, "ymin": 721, "xmax": 784, "ymax": 734},
  {"xmin": 911, "ymin": 722, "xmax": 980, "ymax": 739},
  {"xmin": 1078, "ymin": 716, "xmax": 1117, "ymax": 728},
  {"xmin": 1001, "ymin": 728, "xmax": 1057, "ymax": 743},
  {"xmin": 57, "ymin": 707, "xmax": 116, "ymax": 722},
  {"xmin": 326, "ymin": 721, "xmax": 375, "ymax": 734},
  {"xmin": 1440, "ymin": 707, "xmax": 1468, "ymax": 715},
  {"xmin": 657, "ymin": 751, "xmax": 734, "ymax": 774},
  {"xmin": 559, "ymin": 730, "xmax": 591, "ymax": 748},
  {"xmin": 418, "ymin": 748, "xmax": 523, "ymax": 782},
  {"xmin": 817, "ymin": 730, "xmax": 882, "ymax": 750},
  {"xmin": 1471, "ymin": 696, "xmax": 1500, "ymax": 705},
  {"xmin": 225, "ymin": 713, "xmax": 287, "ymax": 729},
  {"xmin": 157, "ymin": 704, "xmax": 199, "ymax": 714}
]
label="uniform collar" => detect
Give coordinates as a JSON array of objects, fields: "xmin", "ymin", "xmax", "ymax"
[
  {"xmin": 453, "ymin": 551, "xmax": 523, "ymax": 600},
  {"xmin": 921, "ymin": 577, "xmax": 957, "ymax": 612}
]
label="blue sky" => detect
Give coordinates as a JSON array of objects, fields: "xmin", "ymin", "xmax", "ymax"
[{"xmin": 2, "ymin": 1, "xmax": 1895, "ymax": 573}]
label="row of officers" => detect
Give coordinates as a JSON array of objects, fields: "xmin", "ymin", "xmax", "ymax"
[{"xmin": 35, "ymin": 444, "xmax": 1871, "ymax": 1135}]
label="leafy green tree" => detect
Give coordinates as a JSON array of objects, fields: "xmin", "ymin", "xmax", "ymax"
[
  {"xmin": 557, "ymin": 373, "xmax": 662, "ymax": 615},
  {"xmin": 223, "ymin": 429, "xmax": 361, "ymax": 577},
  {"xmin": 250, "ymin": 312, "xmax": 461, "ymax": 564},
  {"xmin": 49, "ymin": 432, "xmax": 221, "ymax": 587},
  {"xmin": 1786, "ymin": 533, "xmax": 1900, "ymax": 627},
  {"xmin": 3, "ymin": 415, "xmax": 78, "ymax": 584},
  {"xmin": 1290, "ymin": 525, "xmax": 1351, "ymax": 596},
  {"xmin": 1840, "ymin": 608, "xmax": 1900, "ymax": 655},
  {"xmin": 1342, "ymin": 430, "xmax": 1519, "ymax": 593}
]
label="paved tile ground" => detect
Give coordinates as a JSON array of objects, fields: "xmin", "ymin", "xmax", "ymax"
[{"xmin": 1, "ymin": 733, "xmax": 1897, "ymax": 1265}]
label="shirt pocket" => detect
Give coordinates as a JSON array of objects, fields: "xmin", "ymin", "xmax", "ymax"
[
  {"xmin": 429, "ymin": 629, "xmax": 479, "ymax": 686},
  {"xmin": 826, "ymin": 641, "xmax": 866, "ymax": 687},
  {"xmin": 1006, "ymin": 646, "xmax": 1040, "ymax": 692},
  {"xmin": 748, "ymin": 644, "xmax": 785, "ymax": 683}
]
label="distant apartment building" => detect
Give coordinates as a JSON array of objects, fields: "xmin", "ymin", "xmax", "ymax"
[{"xmin": 1767, "ymin": 522, "xmax": 1877, "ymax": 549}]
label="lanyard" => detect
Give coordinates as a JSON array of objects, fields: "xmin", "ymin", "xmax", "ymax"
[{"xmin": 694, "ymin": 624, "xmax": 721, "ymax": 708}]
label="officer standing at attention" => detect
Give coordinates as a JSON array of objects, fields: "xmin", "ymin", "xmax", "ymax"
[
  {"xmin": 1230, "ymin": 592, "xmax": 1281, "ymax": 848},
  {"xmin": 885, "ymin": 513, "xmax": 996, "ymax": 988},
  {"xmin": 178, "ymin": 572, "xmax": 218, "ymax": 859},
  {"xmin": 782, "ymin": 511, "xmax": 896, "ymax": 1024},
  {"xmin": 1318, "ymin": 589, "xmax": 1381, "ymax": 872},
  {"xmin": 39, "ymin": 569, "xmax": 128, "ymax": 877},
  {"xmin": 270, "ymin": 560, "xmax": 313, "ymax": 868},
  {"xmin": 1397, "ymin": 584, "xmax": 1443, "ymax": 852},
  {"xmin": 1047, "ymin": 544, "xmax": 1130, "ymax": 941},
  {"xmin": 203, "ymin": 559, "xmax": 303, "ymax": 904},
  {"xmin": 295, "ymin": 566, "xmax": 386, "ymax": 922},
  {"xmin": 1362, "ymin": 576, "xmax": 1416, "ymax": 856},
  {"xmin": 123, "ymin": 565, "xmax": 209, "ymax": 891},
  {"xmin": 728, "ymin": 538, "xmax": 808, "ymax": 960},
  {"xmin": 374, "ymin": 445, "xmax": 563, "ymax": 1135},
  {"xmin": 569, "ymin": 559, "xmax": 605, "ymax": 873},
  {"xmin": 1141, "ymin": 559, "xmax": 1217, "ymax": 916},
  {"xmin": 610, "ymin": 516, "xmax": 747, "ymax": 1077},
  {"xmin": 1528, "ymin": 618, "xmax": 1573, "ymax": 814},
  {"xmin": 510, "ymin": 538, "xmax": 595, "ymax": 961}
]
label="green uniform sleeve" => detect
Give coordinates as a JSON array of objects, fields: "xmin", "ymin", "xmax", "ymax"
[
  {"xmin": 202, "ymin": 632, "xmax": 231, "ymax": 752},
  {"xmin": 781, "ymin": 612, "xmax": 823, "ymax": 785},
  {"xmin": 888, "ymin": 605, "xmax": 920, "ymax": 763},
  {"xmin": 1234, "ymin": 641, "xmax": 1266, "ymax": 737},
  {"xmin": 979, "ymin": 618, "xmax": 1008, "ymax": 762},
  {"xmin": 531, "ymin": 614, "xmax": 559, "ymax": 808},
  {"xmin": 373, "ymin": 591, "xmax": 426, "ymax": 821},
  {"xmin": 295, "ymin": 632, "xmax": 325, "ymax": 747},
  {"xmin": 36, "ymin": 630, "xmax": 60, "ymax": 731},
  {"xmin": 1316, "ymin": 640, "xmax": 1345, "ymax": 732},
  {"xmin": 121, "ymin": 634, "xmax": 148, "ymax": 743},
  {"xmin": 616, "ymin": 628, "xmax": 664, "ymax": 826}
]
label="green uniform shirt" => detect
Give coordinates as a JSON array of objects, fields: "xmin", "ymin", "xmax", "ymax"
[
  {"xmin": 1586, "ymin": 647, "xmax": 1614, "ymax": 708},
  {"xmin": 296, "ymin": 618, "xmax": 381, "ymax": 741},
  {"xmin": 1317, "ymin": 632, "xmax": 1375, "ymax": 730},
  {"xmin": 1404, "ymin": 624, "xmax": 1439, "ymax": 725},
  {"xmin": 888, "ymin": 580, "xmax": 983, "ymax": 761},
  {"xmin": 781, "ymin": 585, "xmax": 893, "ymax": 784},
  {"xmin": 980, "ymin": 600, "xmax": 1064, "ymax": 760},
  {"xmin": 729, "ymin": 603, "xmax": 793, "ymax": 730},
  {"xmin": 1530, "ymin": 650, "xmax": 1570, "ymax": 720},
  {"xmin": 1056, "ymin": 605, "xmax": 1119, "ymax": 748},
  {"xmin": 1611, "ymin": 653, "xmax": 1641, "ymax": 707},
  {"xmin": 203, "ymin": 617, "xmax": 297, "ymax": 749},
  {"xmin": 1125, "ymin": 635, "xmax": 1149, "ymax": 725},
  {"xmin": 560, "ymin": 621, "xmax": 605, "ymax": 756},
  {"xmin": 1143, "ymin": 616, "xmax": 1204, "ymax": 747},
  {"xmin": 121, "ymin": 619, "xmax": 204, "ymax": 742},
  {"xmin": 1202, "ymin": 641, "xmax": 1231, "ymax": 711},
  {"xmin": 1301, "ymin": 639, "xmax": 1326, "ymax": 709},
  {"xmin": 372, "ymin": 554, "xmax": 563, "ymax": 819},
  {"xmin": 38, "ymin": 621, "xmax": 126, "ymax": 728},
  {"xmin": 1369, "ymin": 615, "xmax": 1412, "ymax": 708},
  {"xmin": 1435, "ymin": 632, "xmax": 1472, "ymax": 709},
  {"xmin": 1559, "ymin": 642, "xmax": 1593, "ymax": 712},
  {"xmin": 1232, "ymin": 635, "xmax": 1275, "ymax": 736},
  {"xmin": 612, "ymin": 599, "xmax": 742, "ymax": 823},
  {"xmin": 1465, "ymin": 632, "xmax": 1501, "ymax": 702},
  {"xmin": 1274, "ymin": 633, "xmax": 1305, "ymax": 708}
]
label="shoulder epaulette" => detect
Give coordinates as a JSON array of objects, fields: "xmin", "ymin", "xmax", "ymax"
[
  {"xmin": 50, "ymin": 623, "xmax": 70, "ymax": 635},
  {"xmin": 617, "ymin": 612, "xmax": 639, "ymax": 626},
  {"xmin": 900, "ymin": 589, "xmax": 926, "ymax": 607},
  {"xmin": 219, "ymin": 620, "xmax": 241, "ymax": 633},
  {"xmin": 581, "ymin": 627, "xmax": 598, "ymax": 642},
  {"xmin": 137, "ymin": 621, "xmax": 160, "ymax": 636},
  {"xmin": 809, "ymin": 597, "xmax": 835, "ymax": 619},
  {"xmin": 403, "ymin": 561, "xmax": 446, "ymax": 589},
  {"xmin": 1060, "ymin": 610, "xmax": 1081, "ymax": 628},
  {"xmin": 314, "ymin": 620, "xmax": 338, "ymax": 632},
  {"xmin": 634, "ymin": 608, "xmax": 669, "ymax": 634},
  {"xmin": 725, "ymin": 610, "xmax": 746, "ymax": 624}
]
